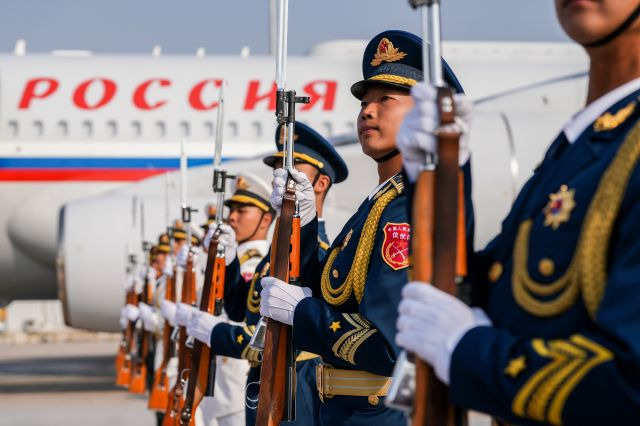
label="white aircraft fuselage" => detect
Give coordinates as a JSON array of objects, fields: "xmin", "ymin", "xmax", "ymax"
[{"xmin": 0, "ymin": 41, "xmax": 590, "ymax": 330}]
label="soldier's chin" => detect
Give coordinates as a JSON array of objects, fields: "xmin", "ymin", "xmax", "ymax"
[{"xmin": 359, "ymin": 136, "xmax": 389, "ymax": 159}]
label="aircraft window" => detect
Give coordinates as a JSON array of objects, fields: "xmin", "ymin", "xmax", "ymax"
[
  {"xmin": 82, "ymin": 121, "xmax": 92, "ymax": 137},
  {"xmin": 251, "ymin": 121, "xmax": 261, "ymax": 138},
  {"xmin": 156, "ymin": 121, "xmax": 166, "ymax": 138},
  {"xmin": 132, "ymin": 121, "xmax": 142, "ymax": 137},
  {"xmin": 227, "ymin": 121, "xmax": 238, "ymax": 139},
  {"xmin": 33, "ymin": 120, "xmax": 43, "ymax": 137},
  {"xmin": 204, "ymin": 121, "xmax": 214, "ymax": 137},
  {"xmin": 107, "ymin": 120, "xmax": 117, "ymax": 137},
  {"xmin": 346, "ymin": 121, "xmax": 356, "ymax": 135},
  {"xmin": 8, "ymin": 121, "xmax": 18, "ymax": 137},
  {"xmin": 322, "ymin": 122, "xmax": 332, "ymax": 137},
  {"xmin": 58, "ymin": 121, "xmax": 68, "ymax": 137},
  {"xmin": 180, "ymin": 121, "xmax": 190, "ymax": 137}
]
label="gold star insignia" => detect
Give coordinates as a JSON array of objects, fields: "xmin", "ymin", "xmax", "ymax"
[
  {"xmin": 504, "ymin": 355, "xmax": 527, "ymax": 378},
  {"xmin": 236, "ymin": 334, "xmax": 244, "ymax": 344},
  {"xmin": 329, "ymin": 321, "xmax": 342, "ymax": 332}
]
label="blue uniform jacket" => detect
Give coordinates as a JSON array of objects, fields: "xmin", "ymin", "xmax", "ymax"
[
  {"xmin": 449, "ymin": 88, "xmax": 640, "ymax": 425},
  {"xmin": 292, "ymin": 174, "xmax": 409, "ymax": 425},
  {"xmin": 210, "ymin": 221, "xmax": 329, "ymax": 426}
]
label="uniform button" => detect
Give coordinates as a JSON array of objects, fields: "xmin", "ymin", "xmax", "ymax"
[
  {"xmin": 538, "ymin": 258, "xmax": 555, "ymax": 276},
  {"xmin": 253, "ymin": 291, "xmax": 259, "ymax": 297},
  {"xmin": 488, "ymin": 262, "xmax": 503, "ymax": 283},
  {"xmin": 332, "ymin": 269, "xmax": 339, "ymax": 279},
  {"xmin": 368, "ymin": 395, "xmax": 379, "ymax": 405}
]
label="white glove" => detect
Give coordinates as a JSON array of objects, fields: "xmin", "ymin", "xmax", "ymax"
[
  {"xmin": 124, "ymin": 304, "xmax": 140, "ymax": 322},
  {"xmin": 259, "ymin": 276, "xmax": 312, "ymax": 326},
  {"xmin": 271, "ymin": 168, "xmax": 316, "ymax": 226},
  {"xmin": 160, "ymin": 300, "xmax": 177, "ymax": 326},
  {"xmin": 395, "ymin": 282, "xmax": 491, "ymax": 384},
  {"xmin": 204, "ymin": 223, "xmax": 238, "ymax": 266},
  {"xmin": 163, "ymin": 256, "xmax": 174, "ymax": 277},
  {"xmin": 176, "ymin": 245, "xmax": 189, "ymax": 268},
  {"xmin": 119, "ymin": 307, "xmax": 128, "ymax": 329},
  {"xmin": 175, "ymin": 302, "xmax": 197, "ymax": 327},
  {"xmin": 139, "ymin": 302, "xmax": 162, "ymax": 332},
  {"xmin": 186, "ymin": 310, "xmax": 224, "ymax": 346},
  {"xmin": 397, "ymin": 83, "xmax": 473, "ymax": 182}
]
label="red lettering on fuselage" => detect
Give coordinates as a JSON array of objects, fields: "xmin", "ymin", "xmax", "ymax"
[
  {"xmin": 73, "ymin": 78, "xmax": 117, "ymax": 110},
  {"xmin": 189, "ymin": 79, "xmax": 223, "ymax": 111},
  {"xmin": 16, "ymin": 77, "xmax": 338, "ymax": 112},
  {"xmin": 18, "ymin": 78, "xmax": 59, "ymax": 109},
  {"xmin": 133, "ymin": 78, "xmax": 171, "ymax": 110}
]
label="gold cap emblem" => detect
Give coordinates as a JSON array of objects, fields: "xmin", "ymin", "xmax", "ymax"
[
  {"xmin": 543, "ymin": 185, "xmax": 576, "ymax": 230},
  {"xmin": 236, "ymin": 175, "xmax": 249, "ymax": 190},
  {"xmin": 370, "ymin": 37, "xmax": 407, "ymax": 67},
  {"xmin": 594, "ymin": 101, "xmax": 636, "ymax": 132}
]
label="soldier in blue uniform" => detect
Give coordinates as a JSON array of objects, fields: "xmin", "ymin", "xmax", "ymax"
[
  {"xmin": 259, "ymin": 31, "xmax": 463, "ymax": 425},
  {"xmin": 187, "ymin": 121, "xmax": 348, "ymax": 426},
  {"xmin": 395, "ymin": 1, "xmax": 640, "ymax": 425}
]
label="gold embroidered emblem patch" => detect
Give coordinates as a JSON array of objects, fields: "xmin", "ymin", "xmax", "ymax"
[
  {"xmin": 594, "ymin": 101, "xmax": 636, "ymax": 132},
  {"xmin": 236, "ymin": 334, "xmax": 244, "ymax": 344},
  {"xmin": 504, "ymin": 355, "xmax": 527, "ymax": 378},
  {"xmin": 342, "ymin": 229, "xmax": 353, "ymax": 249},
  {"xmin": 329, "ymin": 321, "xmax": 341, "ymax": 332},
  {"xmin": 236, "ymin": 175, "xmax": 249, "ymax": 190},
  {"xmin": 370, "ymin": 37, "xmax": 407, "ymax": 67},
  {"xmin": 543, "ymin": 185, "xmax": 576, "ymax": 230}
]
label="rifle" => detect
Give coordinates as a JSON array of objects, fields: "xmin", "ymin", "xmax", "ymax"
[
  {"xmin": 115, "ymin": 287, "xmax": 135, "ymax": 387},
  {"xmin": 387, "ymin": 1, "xmax": 467, "ymax": 425},
  {"xmin": 149, "ymin": 179, "xmax": 177, "ymax": 410},
  {"xmin": 131, "ymin": 201, "xmax": 153, "ymax": 394},
  {"xmin": 164, "ymin": 139, "xmax": 198, "ymax": 426},
  {"xmin": 116, "ymin": 197, "xmax": 142, "ymax": 388},
  {"xmin": 255, "ymin": 2, "xmax": 309, "ymax": 424},
  {"xmin": 180, "ymin": 81, "xmax": 234, "ymax": 425}
]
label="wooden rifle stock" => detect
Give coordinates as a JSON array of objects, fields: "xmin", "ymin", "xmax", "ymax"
[
  {"xmin": 164, "ymin": 256, "xmax": 197, "ymax": 426},
  {"xmin": 412, "ymin": 87, "xmax": 467, "ymax": 426},
  {"xmin": 255, "ymin": 179, "xmax": 298, "ymax": 426},
  {"xmin": 116, "ymin": 290, "xmax": 135, "ymax": 387},
  {"xmin": 180, "ymin": 237, "xmax": 226, "ymax": 425},
  {"xmin": 149, "ymin": 274, "xmax": 175, "ymax": 410}
]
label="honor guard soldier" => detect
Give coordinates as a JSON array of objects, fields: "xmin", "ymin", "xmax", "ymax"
[
  {"xmin": 259, "ymin": 31, "xmax": 461, "ymax": 425},
  {"xmin": 395, "ymin": 1, "xmax": 640, "ymax": 424},
  {"xmin": 188, "ymin": 173, "xmax": 272, "ymax": 426},
  {"xmin": 187, "ymin": 122, "xmax": 348, "ymax": 426}
]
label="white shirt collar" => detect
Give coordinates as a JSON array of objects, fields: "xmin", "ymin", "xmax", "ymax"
[
  {"xmin": 563, "ymin": 77, "xmax": 640, "ymax": 143},
  {"xmin": 368, "ymin": 176, "xmax": 394, "ymax": 201},
  {"xmin": 237, "ymin": 239, "xmax": 269, "ymax": 258}
]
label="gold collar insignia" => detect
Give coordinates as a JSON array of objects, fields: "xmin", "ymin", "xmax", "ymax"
[
  {"xmin": 543, "ymin": 185, "xmax": 576, "ymax": 230},
  {"xmin": 370, "ymin": 38, "xmax": 407, "ymax": 67},
  {"xmin": 594, "ymin": 101, "xmax": 636, "ymax": 132}
]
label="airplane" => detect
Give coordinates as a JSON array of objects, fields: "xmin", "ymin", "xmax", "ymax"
[{"xmin": 0, "ymin": 40, "xmax": 590, "ymax": 331}]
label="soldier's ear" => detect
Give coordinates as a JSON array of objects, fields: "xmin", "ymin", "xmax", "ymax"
[{"xmin": 314, "ymin": 173, "xmax": 331, "ymax": 194}]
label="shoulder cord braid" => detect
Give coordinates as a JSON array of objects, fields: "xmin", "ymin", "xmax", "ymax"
[
  {"xmin": 239, "ymin": 248, "xmax": 262, "ymax": 265},
  {"xmin": 513, "ymin": 121, "xmax": 640, "ymax": 319},
  {"xmin": 321, "ymin": 187, "xmax": 399, "ymax": 306}
]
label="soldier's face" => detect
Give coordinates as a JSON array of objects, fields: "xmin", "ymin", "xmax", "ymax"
[
  {"xmin": 172, "ymin": 239, "xmax": 185, "ymax": 255},
  {"xmin": 228, "ymin": 203, "xmax": 265, "ymax": 242},
  {"xmin": 357, "ymin": 85, "xmax": 413, "ymax": 158},
  {"xmin": 155, "ymin": 253, "xmax": 167, "ymax": 272},
  {"xmin": 555, "ymin": 0, "xmax": 640, "ymax": 45}
]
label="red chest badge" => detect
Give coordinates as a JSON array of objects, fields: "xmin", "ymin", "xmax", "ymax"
[{"xmin": 381, "ymin": 222, "xmax": 410, "ymax": 270}]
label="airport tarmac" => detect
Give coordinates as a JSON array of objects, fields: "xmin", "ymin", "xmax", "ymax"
[
  {"xmin": 0, "ymin": 339, "xmax": 492, "ymax": 426},
  {"xmin": 0, "ymin": 339, "xmax": 153, "ymax": 426}
]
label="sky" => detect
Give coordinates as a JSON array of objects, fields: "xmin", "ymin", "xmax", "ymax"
[{"xmin": 0, "ymin": 0, "xmax": 569, "ymax": 55}]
